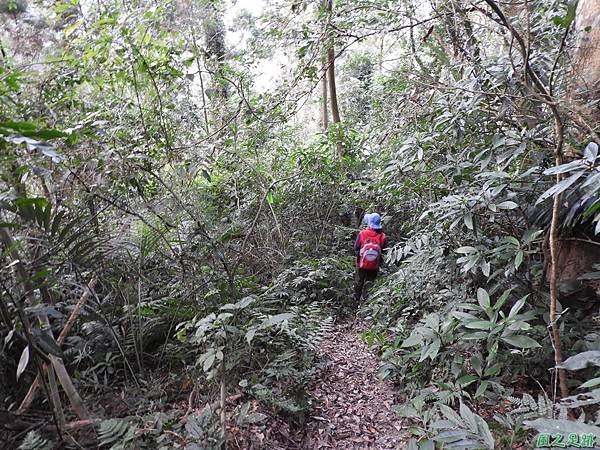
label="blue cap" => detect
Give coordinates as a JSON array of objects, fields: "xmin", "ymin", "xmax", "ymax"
[{"xmin": 367, "ymin": 213, "xmax": 382, "ymax": 230}]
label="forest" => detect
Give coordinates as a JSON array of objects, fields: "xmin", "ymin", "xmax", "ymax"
[{"xmin": 0, "ymin": 0, "xmax": 599, "ymax": 449}]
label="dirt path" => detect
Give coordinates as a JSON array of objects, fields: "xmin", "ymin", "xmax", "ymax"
[{"xmin": 300, "ymin": 320, "xmax": 408, "ymax": 449}]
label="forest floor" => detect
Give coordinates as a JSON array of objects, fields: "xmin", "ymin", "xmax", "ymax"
[
  {"xmin": 233, "ymin": 318, "xmax": 409, "ymax": 450},
  {"xmin": 300, "ymin": 318, "xmax": 408, "ymax": 449}
]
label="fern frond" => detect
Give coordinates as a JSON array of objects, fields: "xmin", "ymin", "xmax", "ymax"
[{"xmin": 18, "ymin": 431, "xmax": 52, "ymax": 450}]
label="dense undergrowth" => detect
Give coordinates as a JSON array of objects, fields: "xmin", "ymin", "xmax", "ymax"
[{"xmin": 1, "ymin": 0, "xmax": 600, "ymax": 449}]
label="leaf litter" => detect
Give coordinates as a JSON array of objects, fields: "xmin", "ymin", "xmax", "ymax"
[
  {"xmin": 300, "ymin": 319, "xmax": 408, "ymax": 449},
  {"xmin": 230, "ymin": 319, "xmax": 408, "ymax": 449}
]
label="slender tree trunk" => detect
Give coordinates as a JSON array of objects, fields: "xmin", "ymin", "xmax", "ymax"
[
  {"xmin": 220, "ymin": 358, "xmax": 227, "ymax": 447},
  {"xmin": 482, "ymin": 0, "xmax": 571, "ymax": 397},
  {"xmin": 327, "ymin": 46, "xmax": 341, "ymax": 125},
  {"xmin": 546, "ymin": 0, "xmax": 600, "ymax": 399},
  {"xmin": 324, "ymin": 0, "xmax": 342, "ymax": 156},
  {"xmin": 201, "ymin": 1, "xmax": 229, "ymax": 154},
  {"xmin": 191, "ymin": 33, "xmax": 211, "ymax": 134},
  {"xmin": 549, "ymin": 118, "xmax": 570, "ymax": 400},
  {"xmin": 321, "ymin": 53, "xmax": 329, "ymax": 131}
]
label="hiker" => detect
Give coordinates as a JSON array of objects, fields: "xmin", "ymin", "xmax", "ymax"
[{"xmin": 353, "ymin": 212, "xmax": 387, "ymax": 303}]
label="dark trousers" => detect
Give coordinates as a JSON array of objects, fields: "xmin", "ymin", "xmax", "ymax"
[{"xmin": 354, "ymin": 268, "xmax": 378, "ymax": 302}]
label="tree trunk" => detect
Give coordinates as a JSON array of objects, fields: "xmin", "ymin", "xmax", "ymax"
[
  {"xmin": 548, "ymin": 119, "xmax": 570, "ymax": 400},
  {"xmin": 573, "ymin": 0, "xmax": 600, "ymax": 110},
  {"xmin": 324, "ymin": 0, "xmax": 342, "ymax": 156},
  {"xmin": 327, "ymin": 46, "xmax": 341, "ymax": 125},
  {"xmin": 202, "ymin": 0, "xmax": 229, "ymax": 138},
  {"xmin": 203, "ymin": 2, "xmax": 228, "ymax": 100},
  {"xmin": 321, "ymin": 53, "xmax": 329, "ymax": 131}
]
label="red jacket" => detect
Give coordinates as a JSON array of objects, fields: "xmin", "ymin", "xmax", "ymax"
[{"xmin": 354, "ymin": 228, "xmax": 387, "ymax": 267}]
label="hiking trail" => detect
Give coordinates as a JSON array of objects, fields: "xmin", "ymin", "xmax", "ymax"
[
  {"xmin": 300, "ymin": 319, "xmax": 408, "ymax": 449},
  {"xmin": 231, "ymin": 318, "xmax": 409, "ymax": 449}
]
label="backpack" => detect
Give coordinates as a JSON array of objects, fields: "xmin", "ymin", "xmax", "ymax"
[{"xmin": 359, "ymin": 234, "xmax": 384, "ymax": 270}]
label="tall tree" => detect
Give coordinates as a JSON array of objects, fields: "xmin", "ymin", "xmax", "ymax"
[
  {"xmin": 321, "ymin": 52, "xmax": 329, "ymax": 131},
  {"xmin": 573, "ymin": 0, "xmax": 600, "ymax": 121},
  {"xmin": 323, "ymin": 0, "xmax": 342, "ymax": 155},
  {"xmin": 202, "ymin": 0, "xmax": 229, "ymax": 130}
]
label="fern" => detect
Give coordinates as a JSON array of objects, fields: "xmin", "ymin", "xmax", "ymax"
[
  {"xmin": 97, "ymin": 418, "xmax": 136, "ymax": 449},
  {"xmin": 18, "ymin": 431, "xmax": 52, "ymax": 450},
  {"xmin": 284, "ymin": 304, "xmax": 333, "ymax": 351},
  {"xmin": 132, "ymin": 218, "xmax": 172, "ymax": 259},
  {"xmin": 505, "ymin": 392, "xmax": 554, "ymax": 419}
]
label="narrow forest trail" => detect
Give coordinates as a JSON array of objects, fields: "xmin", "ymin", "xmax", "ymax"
[{"xmin": 300, "ymin": 319, "xmax": 408, "ymax": 449}]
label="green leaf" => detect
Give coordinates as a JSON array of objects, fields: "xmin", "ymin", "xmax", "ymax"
[
  {"xmin": 524, "ymin": 418, "xmax": 600, "ymax": 436},
  {"xmin": 464, "ymin": 320, "xmax": 494, "ymax": 330},
  {"xmin": 0, "ymin": 222, "xmax": 17, "ymax": 228},
  {"xmin": 439, "ymin": 404, "xmax": 464, "ymax": 427},
  {"xmin": 64, "ymin": 19, "xmax": 84, "ymax": 37},
  {"xmin": 401, "ymin": 332, "xmax": 423, "ymax": 347},
  {"xmin": 471, "ymin": 355, "xmax": 483, "ymax": 376},
  {"xmin": 514, "ymin": 250, "xmax": 524, "ymax": 269},
  {"xmin": 563, "ymin": 1, "xmax": 577, "ymax": 28},
  {"xmin": 456, "ymin": 375, "xmax": 478, "ymax": 387},
  {"xmin": 508, "ymin": 297, "xmax": 526, "ymax": 319},
  {"xmin": 0, "ymin": 121, "xmax": 67, "ymax": 140},
  {"xmin": 483, "ymin": 363, "xmax": 501, "ymax": 377},
  {"xmin": 558, "ymin": 351, "xmax": 600, "ymax": 370},
  {"xmin": 459, "ymin": 402, "xmax": 479, "ymax": 433},
  {"xmin": 434, "ymin": 429, "xmax": 468, "ymax": 444},
  {"xmin": 463, "ymin": 213, "xmax": 474, "ymax": 230},
  {"xmin": 461, "ymin": 331, "xmax": 489, "ymax": 340},
  {"xmin": 16, "ymin": 345, "xmax": 29, "ymax": 381},
  {"xmin": 522, "ymin": 229, "xmax": 543, "ymax": 245},
  {"xmin": 474, "ymin": 410, "xmax": 495, "ymax": 448},
  {"xmin": 475, "ymin": 381, "xmax": 490, "ymax": 398},
  {"xmin": 536, "ymin": 171, "xmax": 584, "ymax": 204},
  {"xmin": 497, "ymin": 201, "xmax": 518, "ymax": 210},
  {"xmin": 414, "ymin": 439, "xmax": 434, "ymax": 450},
  {"xmin": 579, "ymin": 377, "xmax": 600, "ymax": 390},
  {"xmin": 504, "ymin": 236, "xmax": 520, "ymax": 247},
  {"xmin": 422, "ymin": 338, "xmax": 441, "ymax": 361},
  {"xmin": 583, "ymin": 142, "xmax": 598, "ymax": 163},
  {"xmin": 14, "ymin": 197, "xmax": 49, "ymax": 209},
  {"xmin": 477, "ymin": 288, "xmax": 490, "ymax": 310},
  {"xmin": 203, "ymin": 351, "xmax": 216, "ymax": 372},
  {"xmin": 0, "ymin": 121, "xmax": 37, "ymax": 132},
  {"xmin": 262, "ymin": 312, "xmax": 293, "ymax": 327},
  {"xmin": 543, "ymin": 159, "xmax": 584, "ymax": 175},
  {"xmin": 245, "ymin": 412, "xmax": 267, "ymax": 424},
  {"xmin": 494, "ymin": 289, "xmax": 512, "ymax": 311},
  {"xmin": 480, "ymin": 260, "xmax": 490, "ymax": 277},
  {"xmin": 245, "ymin": 328, "xmax": 257, "ymax": 344},
  {"xmin": 501, "ymin": 334, "xmax": 541, "ymax": 349}
]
